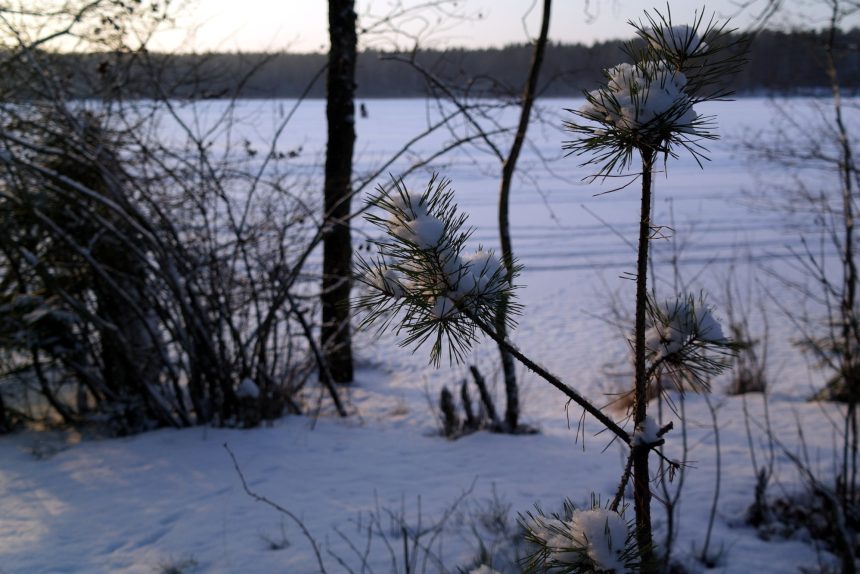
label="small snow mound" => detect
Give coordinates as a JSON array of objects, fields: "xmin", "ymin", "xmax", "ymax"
[{"xmin": 236, "ymin": 378, "xmax": 260, "ymax": 399}]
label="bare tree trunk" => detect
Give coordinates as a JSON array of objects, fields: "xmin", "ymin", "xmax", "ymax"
[
  {"xmin": 321, "ymin": 0, "xmax": 357, "ymax": 384},
  {"xmin": 0, "ymin": 390, "xmax": 8, "ymax": 433},
  {"xmin": 496, "ymin": 0, "xmax": 552, "ymax": 431}
]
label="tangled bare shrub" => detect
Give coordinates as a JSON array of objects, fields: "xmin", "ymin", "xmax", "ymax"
[{"xmin": 0, "ymin": 1, "xmax": 336, "ymax": 433}]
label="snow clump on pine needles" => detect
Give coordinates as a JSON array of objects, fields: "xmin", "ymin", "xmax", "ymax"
[
  {"xmin": 645, "ymin": 297, "xmax": 726, "ymax": 360},
  {"xmin": 579, "ymin": 62, "xmax": 697, "ymax": 134},
  {"xmin": 523, "ymin": 505, "xmax": 635, "ymax": 573}
]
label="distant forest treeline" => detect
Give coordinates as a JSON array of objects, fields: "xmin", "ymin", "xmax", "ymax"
[{"xmin": 37, "ymin": 28, "xmax": 860, "ymax": 99}]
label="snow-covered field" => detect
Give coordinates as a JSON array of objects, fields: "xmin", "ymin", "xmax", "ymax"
[{"xmin": 0, "ymin": 97, "xmax": 854, "ymax": 573}]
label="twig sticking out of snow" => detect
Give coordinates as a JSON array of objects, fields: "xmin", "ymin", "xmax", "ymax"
[{"xmin": 224, "ymin": 443, "xmax": 329, "ymax": 574}]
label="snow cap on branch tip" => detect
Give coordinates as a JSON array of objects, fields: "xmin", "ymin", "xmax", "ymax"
[
  {"xmin": 430, "ymin": 296, "xmax": 458, "ymax": 319},
  {"xmin": 565, "ymin": 7, "xmax": 746, "ymax": 176},
  {"xmin": 580, "ymin": 62, "xmax": 697, "ymax": 134},
  {"xmin": 526, "ymin": 516, "xmax": 580, "ymax": 563},
  {"xmin": 632, "ymin": 415, "xmax": 663, "ymax": 446},
  {"xmin": 389, "ymin": 189, "xmax": 429, "ymax": 218},
  {"xmin": 367, "ymin": 265, "xmax": 405, "ymax": 298},
  {"xmin": 525, "ymin": 507, "xmax": 633, "ymax": 573},
  {"xmin": 452, "ymin": 249, "xmax": 505, "ymax": 298},
  {"xmin": 650, "ymin": 24, "xmax": 708, "ymax": 57},
  {"xmin": 694, "ymin": 305, "xmax": 725, "ymax": 342},
  {"xmin": 568, "ymin": 508, "xmax": 631, "ymax": 573},
  {"xmin": 357, "ymin": 174, "xmax": 520, "ymax": 367},
  {"xmin": 646, "ymin": 296, "xmax": 726, "ymax": 359},
  {"xmin": 389, "ymin": 212, "xmax": 446, "ymax": 250}
]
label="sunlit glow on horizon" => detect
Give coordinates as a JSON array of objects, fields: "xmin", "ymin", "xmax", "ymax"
[{"xmin": 144, "ymin": 0, "xmax": 856, "ymax": 54}]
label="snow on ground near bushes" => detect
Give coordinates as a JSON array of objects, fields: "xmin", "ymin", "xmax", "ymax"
[
  {"xmin": 0, "ymin": 396, "xmax": 845, "ymax": 572},
  {"xmin": 1, "ymin": 98, "xmax": 856, "ymax": 572}
]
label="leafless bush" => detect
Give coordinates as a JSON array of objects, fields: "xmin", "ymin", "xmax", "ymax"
[
  {"xmin": 0, "ymin": 1, "xmax": 343, "ymax": 433},
  {"xmin": 739, "ymin": 6, "xmax": 860, "ymax": 566},
  {"xmin": 723, "ymin": 267, "xmax": 769, "ymax": 396}
]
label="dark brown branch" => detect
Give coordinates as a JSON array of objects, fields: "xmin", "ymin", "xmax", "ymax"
[
  {"xmin": 632, "ymin": 149, "xmax": 656, "ymax": 571},
  {"xmin": 463, "ymin": 308, "xmax": 630, "ymax": 444}
]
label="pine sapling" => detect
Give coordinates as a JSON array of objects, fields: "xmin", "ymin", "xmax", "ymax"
[{"xmin": 563, "ymin": 7, "xmax": 745, "ymax": 569}]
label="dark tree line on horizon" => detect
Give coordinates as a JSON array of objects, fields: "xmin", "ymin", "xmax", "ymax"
[{"xmin": 16, "ymin": 28, "xmax": 860, "ymax": 102}]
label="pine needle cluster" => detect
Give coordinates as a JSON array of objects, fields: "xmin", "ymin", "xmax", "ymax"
[
  {"xmin": 563, "ymin": 6, "xmax": 748, "ymax": 176},
  {"xmin": 355, "ymin": 175, "xmax": 521, "ymax": 366},
  {"xmin": 645, "ymin": 293, "xmax": 738, "ymax": 392},
  {"xmin": 521, "ymin": 499, "xmax": 640, "ymax": 574}
]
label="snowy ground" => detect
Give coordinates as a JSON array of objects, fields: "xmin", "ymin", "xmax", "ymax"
[{"xmin": 0, "ymin": 97, "xmax": 856, "ymax": 573}]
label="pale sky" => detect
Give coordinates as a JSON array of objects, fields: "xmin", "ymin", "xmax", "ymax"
[{"xmin": 154, "ymin": 1, "xmax": 855, "ymax": 53}]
